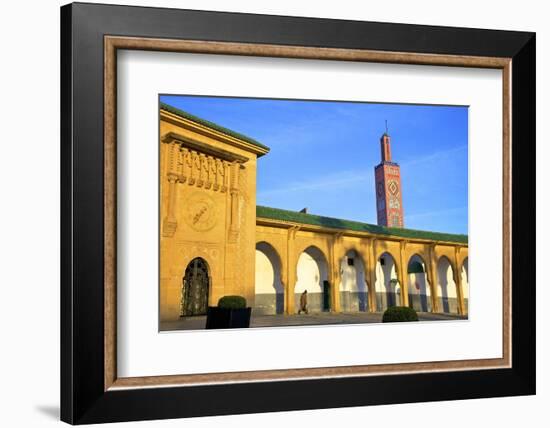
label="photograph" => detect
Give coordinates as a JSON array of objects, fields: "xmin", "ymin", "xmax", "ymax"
[
  {"xmin": 159, "ymin": 95, "xmax": 470, "ymax": 331},
  {"xmin": 55, "ymin": 2, "xmax": 536, "ymax": 424}
]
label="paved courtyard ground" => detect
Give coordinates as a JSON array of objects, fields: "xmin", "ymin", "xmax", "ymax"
[{"xmin": 160, "ymin": 311, "xmax": 467, "ymax": 331}]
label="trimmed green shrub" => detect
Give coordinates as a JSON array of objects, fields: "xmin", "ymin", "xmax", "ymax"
[
  {"xmin": 382, "ymin": 306, "xmax": 419, "ymax": 323},
  {"xmin": 218, "ymin": 295, "xmax": 247, "ymax": 309}
]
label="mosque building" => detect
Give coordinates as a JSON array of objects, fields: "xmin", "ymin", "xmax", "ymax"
[{"xmin": 159, "ymin": 103, "xmax": 469, "ymax": 322}]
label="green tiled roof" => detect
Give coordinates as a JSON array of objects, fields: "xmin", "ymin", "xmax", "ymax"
[
  {"xmin": 160, "ymin": 102, "xmax": 270, "ymax": 151},
  {"xmin": 256, "ymin": 206, "xmax": 468, "ymax": 244}
]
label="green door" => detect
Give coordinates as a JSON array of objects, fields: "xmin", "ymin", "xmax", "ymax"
[{"xmin": 323, "ymin": 280, "xmax": 331, "ymax": 312}]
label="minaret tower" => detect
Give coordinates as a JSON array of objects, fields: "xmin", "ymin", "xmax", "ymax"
[{"xmin": 374, "ymin": 122, "xmax": 404, "ymax": 227}]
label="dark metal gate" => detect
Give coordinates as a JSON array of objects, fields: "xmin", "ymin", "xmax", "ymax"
[{"xmin": 180, "ymin": 257, "xmax": 210, "ymax": 316}]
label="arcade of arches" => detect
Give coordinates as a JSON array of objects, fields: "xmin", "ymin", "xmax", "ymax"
[
  {"xmin": 159, "ymin": 104, "xmax": 468, "ymax": 322},
  {"xmin": 254, "ymin": 221, "xmax": 468, "ymax": 316}
]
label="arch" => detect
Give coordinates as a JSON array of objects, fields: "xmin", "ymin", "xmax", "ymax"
[
  {"xmin": 407, "ymin": 254, "xmax": 432, "ymax": 312},
  {"xmin": 456, "ymin": 248, "xmax": 468, "ymax": 274},
  {"xmin": 461, "ymin": 257, "xmax": 469, "ymax": 314},
  {"xmin": 180, "ymin": 257, "xmax": 211, "ymax": 316},
  {"xmin": 436, "ymin": 256, "xmax": 458, "ymax": 314},
  {"xmin": 254, "ymin": 241, "xmax": 284, "ymax": 315},
  {"xmin": 295, "ymin": 246, "xmax": 330, "ymax": 313},
  {"xmin": 339, "ymin": 249, "xmax": 368, "ymax": 312},
  {"xmin": 375, "ymin": 252, "xmax": 400, "ymax": 311},
  {"xmin": 294, "ymin": 240, "xmax": 331, "ymax": 264}
]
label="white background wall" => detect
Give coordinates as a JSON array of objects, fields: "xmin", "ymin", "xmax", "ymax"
[
  {"xmin": 0, "ymin": 0, "xmax": 546, "ymax": 427},
  {"xmin": 255, "ymin": 249, "xmax": 278, "ymax": 294},
  {"xmin": 295, "ymin": 251, "xmax": 326, "ymax": 293}
]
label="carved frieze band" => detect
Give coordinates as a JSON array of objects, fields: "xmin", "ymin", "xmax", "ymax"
[{"xmin": 166, "ymin": 142, "xmax": 231, "ymax": 193}]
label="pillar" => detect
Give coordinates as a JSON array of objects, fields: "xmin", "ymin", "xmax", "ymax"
[
  {"xmin": 428, "ymin": 244, "xmax": 440, "ymax": 313},
  {"xmin": 399, "ymin": 241, "xmax": 410, "ymax": 307},
  {"xmin": 285, "ymin": 226, "xmax": 299, "ymax": 314},
  {"xmin": 162, "ymin": 141, "xmax": 179, "ymax": 237},
  {"xmin": 228, "ymin": 161, "xmax": 240, "ymax": 242},
  {"xmin": 367, "ymin": 238, "xmax": 378, "ymax": 312},
  {"xmin": 162, "ymin": 173, "xmax": 178, "ymax": 237},
  {"xmin": 279, "ymin": 245, "xmax": 289, "ymax": 316},
  {"xmin": 330, "ymin": 233, "xmax": 343, "ymax": 313},
  {"xmin": 454, "ymin": 247, "xmax": 466, "ymax": 315}
]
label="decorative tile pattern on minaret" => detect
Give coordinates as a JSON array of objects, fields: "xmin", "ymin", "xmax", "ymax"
[{"xmin": 374, "ymin": 128, "xmax": 404, "ymax": 228}]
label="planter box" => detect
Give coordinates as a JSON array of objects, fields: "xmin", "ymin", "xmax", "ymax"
[{"xmin": 205, "ymin": 307, "xmax": 252, "ymax": 329}]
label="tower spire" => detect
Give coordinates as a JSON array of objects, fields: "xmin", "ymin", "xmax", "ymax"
[
  {"xmin": 380, "ymin": 124, "xmax": 392, "ymax": 162},
  {"xmin": 374, "ymin": 124, "xmax": 404, "ymax": 228}
]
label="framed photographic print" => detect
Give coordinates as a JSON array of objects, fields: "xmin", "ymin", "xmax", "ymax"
[{"xmin": 60, "ymin": 2, "xmax": 536, "ymax": 424}]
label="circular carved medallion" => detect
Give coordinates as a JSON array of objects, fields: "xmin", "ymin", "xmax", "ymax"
[{"xmin": 184, "ymin": 192, "xmax": 218, "ymax": 231}]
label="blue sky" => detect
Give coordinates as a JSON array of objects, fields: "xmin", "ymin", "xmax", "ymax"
[{"xmin": 160, "ymin": 95, "xmax": 468, "ymax": 235}]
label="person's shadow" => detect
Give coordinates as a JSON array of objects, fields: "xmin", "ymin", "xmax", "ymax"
[{"xmin": 35, "ymin": 405, "xmax": 59, "ymax": 420}]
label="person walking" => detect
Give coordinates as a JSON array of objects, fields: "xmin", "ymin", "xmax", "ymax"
[{"xmin": 298, "ymin": 289, "xmax": 309, "ymax": 314}]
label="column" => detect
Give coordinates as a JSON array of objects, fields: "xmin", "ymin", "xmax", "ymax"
[
  {"xmin": 228, "ymin": 161, "xmax": 240, "ymax": 242},
  {"xmin": 285, "ymin": 226, "xmax": 299, "ymax": 314},
  {"xmin": 399, "ymin": 241, "xmax": 410, "ymax": 307},
  {"xmin": 162, "ymin": 142, "xmax": 178, "ymax": 237},
  {"xmin": 197, "ymin": 153, "xmax": 206, "ymax": 187},
  {"xmin": 179, "ymin": 147, "xmax": 189, "ymax": 184},
  {"xmin": 330, "ymin": 233, "xmax": 343, "ymax": 313},
  {"xmin": 428, "ymin": 244, "xmax": 440, "ymax": 313},
  {"xmin": 213, "ymin": 158, "xmax": 222, "ymax": 191},
  {"xmin": 454, "ymin": 247, "xmax": 466, "ymax": 315},
  {"xmin": 367, "ymin": 238, "xmax": 378, "ymax": 312},
  {"xmin": 279, "ymin": 246, "xmax": 289, "ymax": 315},
  {"xmin": 205, "ymin": 156, "xmax": 214, "ymax": 189}
]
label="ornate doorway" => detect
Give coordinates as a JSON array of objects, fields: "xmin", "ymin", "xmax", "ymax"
[{"xmin": 180, "ymin": 257, "xmax": 210, "ymax": 316}]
